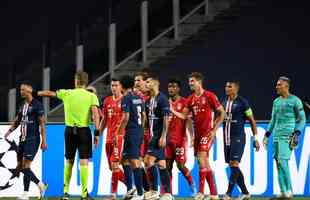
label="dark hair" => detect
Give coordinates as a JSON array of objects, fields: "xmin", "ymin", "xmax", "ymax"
[
  {"xmin": 227, "ymin": 79, "xmax": 240, "ymax": 87},
  {"xmin": 146, "ymin": 72, "xmax": 160, "ymax": 82},
  {"xmin": 120, "ymin": 75, "xmax": 135, "ymax": 89},
  {"xmin": 135, "ymin": 71, "xmax": 149, "ymax": 81},
  {"xmin": 75, "ymin": 71, "xmax": 89, "ymax": 86},
  {"xmin": 188, "ymin": 72, "xmax": 204, "ymax": 82},
  {"xmin": 168, "ymin": 78, "xmax": 181, "ymax": 87},
  {"xmin": 111, "ymin": 77, "xmax": 120, "ymax": 82},
  {"xmin": 20, "ymin": 80, "xmax": 33, "ymax": 89},
  {"xmin": 278, "ymin": 76, "xmax": 291, "ymax": 86}
]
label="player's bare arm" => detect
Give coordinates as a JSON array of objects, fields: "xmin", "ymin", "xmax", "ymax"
[
  {"xmin": 4, "ymin": 115, "xmax": 21, "ymax": 138},
  {"xmin": 247, "ymin": 114, "xmax": 260, "ymax": 151},
  {"xmin": 185, "ymin": 118, "xmax": 194, "ymax": 147},
  {"xmin": 99, "ymin": 117, "xmax": 106, "ymax": 135},
  {"xmin": 37, "ymin": 90, "xmax": 57, "ymax": 97},
  {"xmin": 208, "ymin": 105, "xmax": 225, "ymax": 141},
  {"xmin": 39, "ymin": 115, "xmax": 48, "ymax": 151},
  {"xmin": 159, "ymin": 115, "xmax": 169, "ymax": 148},
  {"xmin": 92, "ymin": 105, "xmax": 100, "ymax": 148},
  {"xmin": 141, "ymin": 111, "xmax": 146, "ymax": 129}
]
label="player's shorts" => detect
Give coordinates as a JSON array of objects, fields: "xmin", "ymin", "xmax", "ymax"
[
  {"xmin": 273, "ymin": 140, "xmax": 292, "ymax": 160},
  {"xmin": 65, "ymin": 126, "xmax": 92, "ymax": 159},
  {"xmin": 17, "ymin": 138, "xmax": 40, "ymax": 161},
  {"xmin": 122, "ymin": 128, "xmax": 144, "ymax": 160},
  {"xmin": 140, "ymin": 129, "xmax": 151, "ymax": 158},
  {"xmin": 105, "ymin": 137, "xmax": 123, "ymax": 168},
  {"xmin": 224, "ymin": 136, "xmax": 246, "ymax": 163},
  {"xmin": 165, "ymin": 141, "xmax": 187, "ymax": 164},
  {"xmin": 147, "ymin": 137, "xmax": 165, "ymax": 161},
  {"xmin": 194, "ymin": 134, "xmax": 213, "ymax": 156}
]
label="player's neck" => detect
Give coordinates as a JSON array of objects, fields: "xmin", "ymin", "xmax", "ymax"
[
  {"xmin": 281, "ymin": 92, "xmax": 290, "ymax": 99},
  {"xmin": 171, "ymin": 95, "xmax": 181, "ymax": 101},
  {"xmin": 151, "ymin": 88, "xmax": 160, "ymax": 97},
  {"xmin": 25, "ymin": 95, "xmax": 33, "ymax": 104},
  {"xmin": 113, "ymin": 93, "xmax": 122, "ymax": 100},
  {"xmin": 228, "ymin": 93, "xmax": 238, "ymax": 100},
  {"xmin": 194, "ymin": 87, "xmax": 204, "ymax": 96}
]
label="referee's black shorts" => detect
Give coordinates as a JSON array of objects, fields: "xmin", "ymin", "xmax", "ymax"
[{"xmin": 64, "ymin": 126, "xmax": 92, "ymax": 159}]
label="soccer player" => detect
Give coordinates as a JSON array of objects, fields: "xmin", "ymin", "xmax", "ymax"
[
  {"xmin": 180, "ymin": 72, "xmax": 225, "ymax": 200},
  {"xmin": 38, "ymin": 71, "xmax": 100, "ymax": 200},
  {"xmin": 263, "ymin": 76, "xmax": 306, "ymax": 199},
  {"xmin": 134, "ymin": 71, "xmax": 151, "ymax": 192},
  {"xmin": 118, "ymin": 75, "xmax": 146, "ymax": 200},
  {"xmin": 5, "ymin": 82, "xmax": 48, "ymax": 200},
  {"xmin": 166, "ymin": 78, "xmax": 196, "ymax": 195},
  {"xmin": 99, "ymin": 78, "xmax": 126, "ymax": 200},
  {"xmin": 221, "ymin": 80, "xmax": 260, "ymax": 200},
  {"xmin": 144, "ymin": 74, "xmax": 173, "ymax": 200}
]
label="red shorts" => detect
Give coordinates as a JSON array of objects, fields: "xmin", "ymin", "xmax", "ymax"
[
  {"xmin": 105, "ymin": 137, "xmax": 123, "ymax": 169},
  {"xmin": 140, "ymin": 130, "xmax": 151, "ymax": 158},
  {"xmin": 165, "ymin": 141, "xmax": 187, "ymax": 164},
  {"xmin": 194, "ymin": 135, "xmax": 213, "ymax": 156}
]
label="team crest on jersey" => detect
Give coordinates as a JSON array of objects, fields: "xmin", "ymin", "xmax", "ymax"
[{"xmin": 201, "ymin": 97, "xmax": 207, "ymax": 105}]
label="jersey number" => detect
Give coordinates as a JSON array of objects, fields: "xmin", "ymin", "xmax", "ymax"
[{"xmin": 137, "ymin": 106, "xmax": 142, "ymax": 125}]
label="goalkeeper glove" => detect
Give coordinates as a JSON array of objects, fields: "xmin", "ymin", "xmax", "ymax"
[{"xmin": 289, "ymin": 130, "xmax": 301, "ymax": 149}]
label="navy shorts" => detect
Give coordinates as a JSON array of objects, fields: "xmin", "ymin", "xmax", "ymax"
[
  {"xmin": 146, "ymin": 138, "xmax": 165, "ymax": 161},
  {"xmin": 122, "ymin": 129, "xmax": 143, "ymax": 160},
  {"xmin": 17, "ymin": 138, "xmax": 40, "ymax": 161},
  {"xmin": 224, "ymin": 136, "xmax": 245, "ymax": 163}
]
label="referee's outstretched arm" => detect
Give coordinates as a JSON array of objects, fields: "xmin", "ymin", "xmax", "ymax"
[{"xmin": 37, "ymin": 90, "xmax": 57, "ymax": 98}]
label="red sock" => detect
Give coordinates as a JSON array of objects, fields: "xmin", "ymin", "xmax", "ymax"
[
  {"xmin": 199, "ymin": 168, "xmax": 207, "ymax": 193},
  {"xmin": 118, "ymin": 169, "xmax": 126, "ymax": 184},
  {"xmin": 206, "ymin": 170, "xmax": 217, "ymax": 195},
  {"xmin": 111, "ymin": 170, "xmax": 119, "ymax": 193},
  {"xmin": 180, "ymin": 167, "xmax": 193, "ymax": 185}
]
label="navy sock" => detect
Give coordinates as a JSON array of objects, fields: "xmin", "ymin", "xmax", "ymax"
[
  {"xmin": 133, "ymin": 168, "xmax": 144, "ymax": 196},
  {"xmin": 22, "ymin": 168, "xmax": 40, "ymax": 185},
  {"xmin": 149, "ymin": 165, "xmax": 159, "ymax": 191},
  {"xmin": 23, "ymin": 173, "xmax": 30, "ymax": 191},
  {"xmin": 237, "ymin": 168, "xmax": 249, "ymax": 194},
  {"xmin": 159, "ymin": 169, "xmax": 171, "ymax": 193},
  {"xmin": 142, "ymin": 168, "xmax": 150, "ymax": 191},
  {"xmin": 123, "ymin": 165, "xmax": 133, "ymax": 190},
  {"xmin": 226, "ymin": 167, "xmax": 240, "ymax": 195}
]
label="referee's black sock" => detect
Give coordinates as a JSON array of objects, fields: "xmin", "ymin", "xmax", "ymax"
[
  {"xmin": 226, "ymin": 167, "xmax": 240, "ymax": 195},
  {"xmin": 133, "ymin": 168, "xmax": 144, "ymax": 196},
  {"xmin": 159, "ymin": 168, "xmax": 171, "ymax": 193},
  {"xmin": 23, "ymin": 173, "xmax": 30, "ymax": 191},
  {"xmin": 236, "ymin": 168, "xmax": 249, "ymax": 194},
  {"xmin": 22, "ymin": 168, "xmax": 40, "ymax": 185},
  {"xmin": 123, "ymin": 165, "xmax": 133, "ymax": 190}
]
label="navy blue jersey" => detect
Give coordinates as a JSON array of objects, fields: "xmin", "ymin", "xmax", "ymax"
[
  {"xmin": 146, "ymin": 92, "xmax": 170, "ymax": 139},
  {"xmin": 17, "ymin": 98, "xmax": 44, "ymax": 141},
  {"xmin": 221, "ymin": 96, "xmax": 252, "ymax": 145},
  {"xmin": 121, "ymin": 92, "xmax": 145, "ymax": 131}
]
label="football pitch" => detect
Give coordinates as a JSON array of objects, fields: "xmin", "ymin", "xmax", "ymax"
[{"xmin": 1, "ymin": 197, "xmax": 309, "ymax": 200}]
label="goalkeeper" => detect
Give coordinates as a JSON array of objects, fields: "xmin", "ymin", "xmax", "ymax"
[{"xmin": 263, "ymin": 76, "xmax": 306, "ymax": 199}]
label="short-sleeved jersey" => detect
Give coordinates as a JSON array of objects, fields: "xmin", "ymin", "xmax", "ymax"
[
  {"xmin": 17, "ymin": 98, "xmax": 45, "ymax": 141},
  {"xmin": 121, "ymin": 92, "xmax": 144, "ymax": 131},
  {"xmin": 221, "ymin": 96, "xmax": 253, "ymax": 144},
  {"xmin": 146, "ymin": 92, "xmax": 170, "ymax": 139},
  {"xmin": 102, "ymin": 96, "xmax": 124, "ymax": 143},
  {"xmin": 56, "ymin": 88, "xmax": 99, "ymax": 127},
  {"xmin": 168, "ymin": 97, "xmax": 187, "ymax": 144},
  {"xmin": 267, "ymin": 94, "xmax": 306, "ymax": 141},
  {"xmin": 186, "ymin": 90, "xmax": 221, "ymax": 136}
]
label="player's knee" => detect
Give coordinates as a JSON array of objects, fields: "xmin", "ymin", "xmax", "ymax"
[
  {"xmin": 66, "ymin": 159, "xmax": 74, "ymax": 165},
  {"xmin": 229, "ymin": 160, "xmax": 239, "ymax": 167}
]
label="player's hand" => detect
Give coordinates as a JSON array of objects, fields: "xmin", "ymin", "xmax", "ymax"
[
  {"xmin": 289, "ymin": 130, "xmax": 300, "ymax": 150},
  {"xmin": 253, "ymin": 139, "xmax": 260, "ymax": 152},
  {"xmin": 190, "ymin": 136, "xmax": 194, "ymax": 148},
  {"xmin": 159, "ymin": 136, "xmax": 166, "ymax": 148},
  {"xmin": 94, "ymin": 136, "xmax": 100, "ymax": 148},
  {"xmin": 41, "ymin": 141, "xmax": 48, "ymax": 151},
  {"xmin": 207, "ymin": 129, "xmax": 216, "ymax": 141},
  {"xmin": 263, "ymin": 136, "xmax": 268, "ymax": 150}
]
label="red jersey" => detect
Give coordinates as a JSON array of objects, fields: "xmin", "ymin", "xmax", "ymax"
[
  {"xmin": 186, "ymin": 90, "xmax": 221, "ymax": 136},
  {"xmin": 168, "ymin": 97, "xmax": 187, "ymax": 144},
  {"xmin": 134, "ymin": 90, "xmax": 150, "ymax": 102},
  {"xmin": 102, "ymin": 96, "xmax": 124, "ymax": 143}
]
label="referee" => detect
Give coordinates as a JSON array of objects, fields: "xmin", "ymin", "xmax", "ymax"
[{"xmin": 38, "ymin": 71, "xmax": 100, "ymax": 200}]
